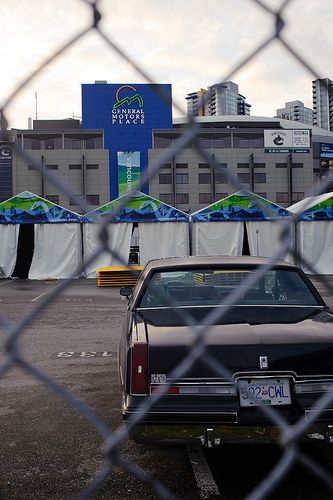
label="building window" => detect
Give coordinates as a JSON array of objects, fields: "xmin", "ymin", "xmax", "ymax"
[
  {"xmin": 86, "ymin": 195, "xmax": 100, "ymax": 205},
  {"xmin": 85, "ymin": 138, "xmax": 96, "ymax": 149},
  {"xmin": 45, "ymin": 139, "xmax": 55, "ymax": 149},
  {"xmin": 154, "ymin": 136, "xmax": 172, "ymax": 148},
  {"xmin": 159, "ymin": 193, "xmax": 173, "ymax": 204},
  {"xmin": 161, "ymin": 163, "xmax": 171, "ymax": 169},
  {"xmin": 292, "ymin": 192, "xmax": 304, "ymax": 202},
  {"xmin": 23, "ymin": 138, "xmax": 32, "ymax": 149},
  {"xmin": 31, "ymin": 138, "xmax": 42, "ymax": 150},
  {"xmin": 199, "ymin": 193, "xmax": 212, "ymax": 204},
  {"xmin": 86, "ymin": 164, "xmax": 99, "ymax": 169},
  {"xmin": 254, "ymin": 163, "xmax": 266, "ymax": 168},
  {"xmin": 196, "ymin": 137, "xmax": 211, "ymax": 148},
  {"xmin": 175, "ymin": 163, "xmax": 188, "ymax": 169},
  {"xmin": 65, "ymin": 138, "xmax": 81, "ymax": 149},
  {"xmin": 69, "ymin": 164, "xmax": 82, "ymax": 170},
  {"xmin": 198, "ymin": 163, "xmax": 210, "ymax": 168},
  {"xmin": 176, "ymin": 193, "xmax": 189, "ymax": 204},
  {"xmin": 71, "ymin": 139, "xmax": 82, "ymax": 149},
  {"xmin": 215, "ymin": 172, "xmax": 228, "ymax": 183},
  {"xmin": 238, "ymin": 138, "xmax": 250, "ymax": 148},
  {"xmin": 255, "ymin": 192, "xmax": 267, "ymax": 199},
  {"xmin": 237, "ymin": 163, "xmax": 249, "ymax": 168},
  {"xmin": 28, "ymin": 165, "xmax": 38, "ymax": 170},
  {"xmin": 215, "ymin": 163, "xmax": 227, "ymax": 170},
  {"xmin": 199, "ymin": 172, "xmax": 211, "ymax": 184},
  {"xmin": 276, "ymin": 192, "xmax": 289, "ymax": 203},
  {"xmin": 159, "ymin": 173, "xmax": 172, "ymax": 184},
  {"xmin": 176, "ymin": 173, "xmax": 188, "ymax": 184},
  {"xmin": 215, "ymin": 192, "xmax": 228, "ymax": 201},
  {"xmin": 276, "ymin": 163, "xmax": 287, "ymax": 168},
  {"xmin": 253, "ymin": 172, "xmax": 266, "ymax": 183},
  {"xmin": 292, "ymin": 163, "xmax": 304, "ymax": 168},
  {"xmin": 251, "ymin": 137, "xmax": 264, "ymax": 148},
  {"xmin": 46, "ymin": 195, "xmax": 59, "ymax": 204},
  {"xmin": 45, "ymin": 164, "xmax": 58, "ymax": 170},
  {"xmin": 212, "ymin": 138, "xmax": 225, "ymax": 148},
  {"xmin": 69, "ymin": 196, "xmax": 82, "ymax": 206},
  {"xmin": 237, "ymin": 172, "xmax": 250, "ymax": 183}
]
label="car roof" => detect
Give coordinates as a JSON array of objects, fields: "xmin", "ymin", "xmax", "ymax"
[{"xmin": 143, "ymin": 255, "xmax": 295, "ymax": 271}]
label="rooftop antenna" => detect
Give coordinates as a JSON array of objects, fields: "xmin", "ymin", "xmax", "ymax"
[{"xmin": 35, "ymin": 92, "xmax": 38, "ymax": 120}]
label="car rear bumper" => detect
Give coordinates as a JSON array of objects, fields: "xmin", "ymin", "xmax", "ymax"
[{"xmin": 129, "ymin": 423, "xmax": 333, "ymax": 446}]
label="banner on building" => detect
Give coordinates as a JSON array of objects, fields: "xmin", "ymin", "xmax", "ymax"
[
  {"xmin": 320, "ymin": 143, "xmax": 333, "ymax": 158},
  {"xmin": 117, "ymin": 151, "xmax": 140, "ymax": 195},
  {"xmin": 264, "ymin": 129, "xmax": 310, "ymax": 153},
  {"xmin": 0, "ymin": 144, "xmax": 13, "ymax": 202}
]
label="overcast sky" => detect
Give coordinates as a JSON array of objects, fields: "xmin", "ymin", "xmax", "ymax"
[{"xmin": 1, "ymin": 0, "xmax": 332, "ymax": 129}]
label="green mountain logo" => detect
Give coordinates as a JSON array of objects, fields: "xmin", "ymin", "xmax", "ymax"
[{"xmin": 113, "ymin": 93, "xmax": 144, "ymax": 110}]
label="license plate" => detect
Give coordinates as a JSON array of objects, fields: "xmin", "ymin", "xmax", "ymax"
[{"xmin": 238, "ymin": 378, "xmax": 291, "ymax": 407}]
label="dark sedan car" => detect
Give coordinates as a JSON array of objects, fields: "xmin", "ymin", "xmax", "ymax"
[{"xmin": 118, "ymin": 256, "xmax": 333, "ymax": 446}]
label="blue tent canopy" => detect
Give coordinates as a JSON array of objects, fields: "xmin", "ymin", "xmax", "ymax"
[
  {"xmin": 0, "ymin": 191, "xmax": 82, "ymax": 224},
  {"xmin": 288, "ymin": 193, "xmax": 333, "ymax": 220},
  {"xmin": 191, "ymin": 190, "xmax": 291, "ymax": 222},
  {"xmin": 84, "ymin": 191, "xmax": 189, "ymax": 223}
]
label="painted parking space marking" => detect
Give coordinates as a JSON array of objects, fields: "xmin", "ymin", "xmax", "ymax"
[
  {"xmin": 57, "ymin": 351, "xmax": 114, "ymax": 358},
  {"xmin": 31, "ymin": 282, "xmax": 64, "ymax": 302},
  {"xmin": 0, "ymin": 280, "xmax": 14, "ymax": 286},
  {"xmin": 187, "ymin": 446, "xmax": 220, "ymax": 499}
]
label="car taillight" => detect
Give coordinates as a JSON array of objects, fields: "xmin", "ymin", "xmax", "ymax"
[
  {"xmin": 131, "ymin": 342, "xmax": 148, "ymax": 394},
  {"xmin": 150, "ymin": 386, "xmax": 179, "ymax": 394}
]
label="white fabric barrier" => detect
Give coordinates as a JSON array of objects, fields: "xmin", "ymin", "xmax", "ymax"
[
  {"xmin": 246, "ymin": 221, "xmax": 295, "ymax": 263},
  {"xmin": 192, "ymin": 222, "xmax": 244, "ymax": 256},
  {"xmin": 296, "ymin": 221, "xmax": 333, "ymax": 274},
  {"xmin": 139, "ymin": 222, "xmax": 189, "ymax": 265},
  {"xmin": 0, "ymin": 224, "xmax": 19, "ymax": 278},
  {"xmin": 83, "ymin": 222, "xmax": 133, "ymax": 278},
  {"xmin": 29, "ymin": 223, "xmax": 82, "ymax": 279}
]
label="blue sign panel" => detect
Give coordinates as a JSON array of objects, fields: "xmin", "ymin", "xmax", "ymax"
[
  {"xmin": 81, "ymin": 83, "xmax": 172, "ymax": 200},
  {"xmin": 0, "ymin": 144, "xmax": 13, "ymax": 202},
  {"xmin": 320, "ymin": 143, "xmax": 333, "ymax": 158}
]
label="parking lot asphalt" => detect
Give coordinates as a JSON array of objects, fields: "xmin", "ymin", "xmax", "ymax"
[
  {"xmin": 1, "ymin": 276, "xmax": 333, "ymax": 499},
  {"xmin": 0, "ymin": 279, "xmax": 198, "ymax": 500}
]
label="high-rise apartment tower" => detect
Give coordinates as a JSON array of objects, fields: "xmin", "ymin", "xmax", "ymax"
[
  {"xmin": 312, "ymin": 78, "xmax": 333, "ymax": 131},
  {"xmin": 186, "ymin": 81, "xmax": 251, "ymax": 117},
  {"xmin": 276, "ymin": 100, "xmax": 313, "ymax": 126}
]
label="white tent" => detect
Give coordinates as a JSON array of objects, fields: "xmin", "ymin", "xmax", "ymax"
[
  {"xmin": 0, "ymin": 191, "xmax": 82, "ymax": 279},
  {"xmin": 289, "ymin": 193, "xmax": 333, "ymax": 274},
  {"xmin": 83, "ymin": 191, "xmax": 190, "ymax": 276},
  {"xmin": 191, "ymin": 191, "xmax": 293, "ymax": 262}
]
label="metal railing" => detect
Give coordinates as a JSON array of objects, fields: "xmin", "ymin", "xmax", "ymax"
[{"xmin": 1, "ymin": 1, "xmax": 333, "ymax": 498}]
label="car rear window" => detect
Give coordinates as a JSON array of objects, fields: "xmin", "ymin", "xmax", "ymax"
[{"xmin": 138, "ymin": 268, "xmax": 320, "ymax": 308}]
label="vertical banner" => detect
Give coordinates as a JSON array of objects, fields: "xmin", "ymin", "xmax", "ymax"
[
  {"xmin": 0, "ymin": 144, "xmax": 13, "ymax": 202},
  {"xmin": 117, "ymin": 151, "xmax": 140, "ymax": 196}
]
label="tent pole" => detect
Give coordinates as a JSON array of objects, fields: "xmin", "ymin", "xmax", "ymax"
[{"xmin": 80, "ymin": 222, "xmax": 84, "ymax": 278}]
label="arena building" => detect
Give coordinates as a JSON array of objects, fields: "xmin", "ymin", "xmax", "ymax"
[{"xmin": 148, "ymin": 115, "xmax": 333, "ymax": 212}]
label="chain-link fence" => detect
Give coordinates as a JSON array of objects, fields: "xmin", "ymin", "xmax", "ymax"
[{"xmin": 1, "ymin": 0, "xmax": 333, "ymax": 498}]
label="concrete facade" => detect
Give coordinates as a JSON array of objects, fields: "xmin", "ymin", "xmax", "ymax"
[
  {"xmin": 9, "ymin": 120, "xmax": 109, "ymax": 211},
  {"xmin": 148, "ymin": 116, "xmax": 333, "ymax": 212}
]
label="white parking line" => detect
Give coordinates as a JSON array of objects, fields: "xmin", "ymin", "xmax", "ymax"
[
  {"xmin": 0, "ymin": 280, "xmax": 14, "ymax": 286},
  {"xmin": 31, "ymin": 282, "xmax": 64, "ymax": 302},
  {"xmin": 187, "ymin": 446, "xmax": 220, "ymax": 499}
]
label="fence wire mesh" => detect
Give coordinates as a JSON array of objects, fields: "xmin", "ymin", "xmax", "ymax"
[{"xmin": 1, "ymin": 0, "xmax": 333, "ymax": 498}]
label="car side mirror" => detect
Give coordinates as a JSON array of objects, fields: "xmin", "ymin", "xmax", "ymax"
[{"xmin": 120, "ymin": 287, "xmax": 133, "ymax": 298}]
